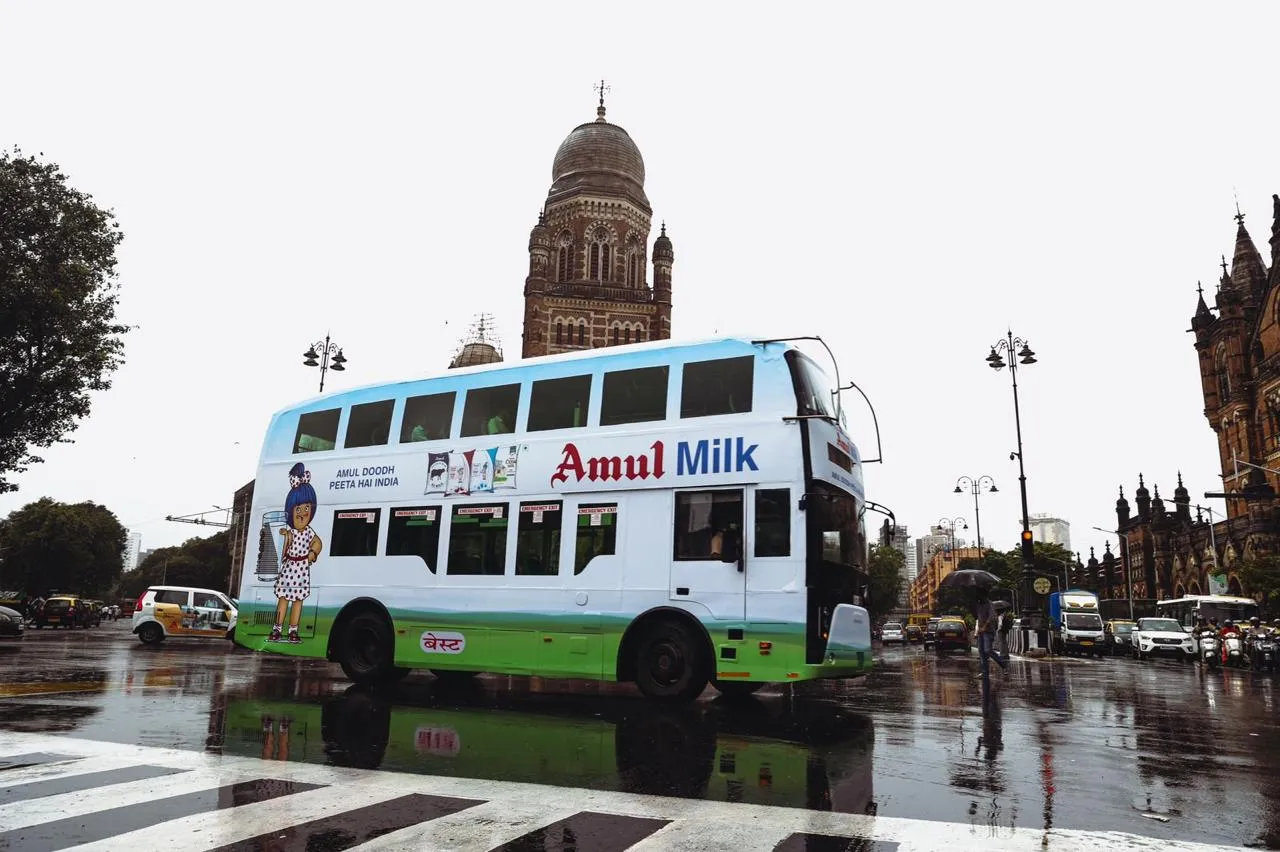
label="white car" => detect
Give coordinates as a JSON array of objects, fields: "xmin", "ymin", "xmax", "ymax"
[
  {"xmin": 881, "ymin": 622, "xmax": 905, "ymax": 643},
  {"xmin": 1130, "ymin": 617, "xmax": 1195, "ymax": 661},
  {"xmin": 131, "ymin": 585, "xmax": 238, "ymax": 646}
]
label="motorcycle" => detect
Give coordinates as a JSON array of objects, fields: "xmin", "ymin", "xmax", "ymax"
[
  {"xmin": 1198, "ymin": 630, "xmax": 1219, "ymax": 669},
  {"xmin": 1248, "ymin": 632, "xmax": 1277, "ymax": 673},
  {"xmin": 1221, "ymin": 630, "xmax": 1246, "ymax": 668}
]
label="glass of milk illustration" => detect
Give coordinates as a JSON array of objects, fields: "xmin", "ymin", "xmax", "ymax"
[{"xmin": 256, "ymin": 511, "xmax": 288, "ymax": 581}]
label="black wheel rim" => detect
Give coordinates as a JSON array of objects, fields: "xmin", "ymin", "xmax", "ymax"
[
  {"xmin": 645, "ymin": 637, "xmax": 687, "ymax": 689},
  {"xmin": 350, "ymin": 625, "xmax": 383, "ymax": 672}
]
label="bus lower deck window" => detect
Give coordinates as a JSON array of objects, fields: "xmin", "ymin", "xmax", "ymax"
[
  {"xmin": 330, "ymin": 509, "xmax": 381, "ymax": 557},
  {"xmin": 517, "ymin": 501, "xmax": 562, "ymax": 575},
  {"xmin": 575, "ymin": 504, "xmax": 617, "ymax": 574},
  {"xmin": 447, "ymin": 504, "xmax": 508, "ymax": 575},
  {"xmin": 754, "ymin": 489, "xmax": 791, "ymax": 557},
  {"xmin": 386, "ymin": 506, "xmax": 442, "ymax": 572}
]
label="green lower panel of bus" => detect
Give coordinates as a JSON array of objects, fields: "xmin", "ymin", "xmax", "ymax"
[
  {"xmin": 219, "ymin": 687, "xmax": 875, "ymax": 813},
  {"xmin": 236, "ymin": 604, "xmax": 871, "ymax": 684}
]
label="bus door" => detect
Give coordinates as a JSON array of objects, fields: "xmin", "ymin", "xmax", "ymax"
[{"xmin": 670, "ymin": 488, "xmax": 747, "ymax": 621}]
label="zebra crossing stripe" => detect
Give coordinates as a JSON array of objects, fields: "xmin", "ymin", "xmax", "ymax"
[
  {"xmin": 0, "ymin": 732, "xmax": 1252, "ymax": 852},
  {"xmin": 0, "ymin": 754, "xmax": 78, "ymax": 772},
  {"xmin": 0, "ymin": 779, "xmax": 322, "ymax": 852},
  {"xmin": 0, "ymin": 764, "xmax": 186, "ymax": 805},
  {"xmin": 491, "ymin": 811, "xmax": 671, "ymax": 852},
  {"xmin": 206, "ymin": 793, "xmax": 485, "ymax": 852}
]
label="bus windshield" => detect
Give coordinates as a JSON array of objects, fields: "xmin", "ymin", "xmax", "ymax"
[
  {"xmin": 785, "ymin": 351, "xmax": 833, "ymax": 419},
  {"xmin": 807, "ymin": 482, "xmax": 863, "ymax": 571}
]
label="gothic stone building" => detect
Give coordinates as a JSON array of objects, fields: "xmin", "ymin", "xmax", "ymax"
[
  {"xmin": 1106, "ymin": 197, "xmax": 1280, "ymax": 603},
  {"xmin": 521, "ymin": 97, "xmax": 673, "ymax": 357}
]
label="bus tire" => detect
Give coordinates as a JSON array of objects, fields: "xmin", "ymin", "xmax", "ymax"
[
  {"xmin": 337, "ymin": 612, "xmax": 399, "ymax": 684},
  {"xmin": 634, "ymin": 620, "xmax": 708, "ymax": 703},
  {"xmin": 138, "ymin": 623, "xmax": 164, "ymax": 645},
  {"xmin": 712, "ymin": 679, "xmax": 764, "ymax": 700}
]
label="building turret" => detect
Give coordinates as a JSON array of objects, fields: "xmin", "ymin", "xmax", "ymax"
[
  {"xmin": 1100, "ymin": 542, "xmax": 1116, "ymax": 598},
  {"xmin": 652, "ymin": 222, "xmax": 674, "ymax": 339},
  {"xmin": 1174, "ymin": 471, "xmax": 1191, "ymax": 523},
  {"xmin": 1135, "ymin": 474, "xmax": 1151, "ymax": 520},
  {"xmin": 525, "ymin": 211, "xmax": 551, "ymax": 297},
  {"xmin": 1152, "ymin": 485, "xmax": 1166, "ymax": 519},
  {"xmin": 1116, "ymin": 485, "xmax": 1131, "ymax": 527},
  {"xmin": 1271, "ymin": 194, "xmax": 1280, "ymax": 271},
  {"xmin": 1086, "ymin": 547, "xmax": 1100, "ymax": 591}
]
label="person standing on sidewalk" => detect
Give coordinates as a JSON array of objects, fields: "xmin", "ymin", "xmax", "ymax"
[{"xmin": 975, "ymin": 589, "xmax": 1009, "ymax": 678}]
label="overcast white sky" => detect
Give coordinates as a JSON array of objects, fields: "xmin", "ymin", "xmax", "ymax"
[{"xmin": 3, "ymin": 2, "xmax": 1279, "ymax": 562}]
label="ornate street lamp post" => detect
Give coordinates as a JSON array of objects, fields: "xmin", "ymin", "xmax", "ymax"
[
  {"xmin": 303, "ymin": 334, "xmax": 348, "ymax": 393},
  {"xmin": 987, "ymin": 331, "xmax": 1037, "ymax": 640},
  {"xmin": 954, "ymin": 475, "xmax": 997, "ymax": 551}
]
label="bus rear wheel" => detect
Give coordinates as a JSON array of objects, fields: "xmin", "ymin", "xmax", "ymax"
[
  {"xmin": 634, "ymin": 620, "xmax": 707, "ymax": 703},
  {"xmin": 337, "ymin": 612, "xmax": 406, "ymax": 684}
]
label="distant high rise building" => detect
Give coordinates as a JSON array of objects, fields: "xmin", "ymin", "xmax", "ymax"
[
  {"xmin": 879, "ymin": 521, "xmax": 913, "ymax": 610},
  {"xmin": 1029, "ymin": 514, "xmax": 1071, "ymax": 550},
  {"xmin": 122, "ymin": 532, "xmax": 142, "ymax": 572}
]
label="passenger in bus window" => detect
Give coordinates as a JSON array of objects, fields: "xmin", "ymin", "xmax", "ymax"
[
  {"xmin": 487, "ymin": 408, "xmax": 511, "ymax": 435},
  {"xmin": 409, "ymin": 423, "xmax": 429, "ymax": 442},
  {"xmin": 274, "ymin": 463, "xmax": 320, "ymax": 643}
]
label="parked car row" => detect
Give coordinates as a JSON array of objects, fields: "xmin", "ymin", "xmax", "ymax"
[{"xmin": 30, "ymin": 596, "xmax": 110, "ymax": 629}]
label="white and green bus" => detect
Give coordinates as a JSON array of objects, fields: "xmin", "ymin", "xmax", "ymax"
[{"xmin": 235, "ymin": 337, "xmax": 873, "ymax": 701}]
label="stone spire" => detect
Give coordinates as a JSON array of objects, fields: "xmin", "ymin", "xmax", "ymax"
[
  {"xmin": 1192, "ymin": 281, "xmax": 1214, "ymax": 330},
  {"xmin": 1101, "ymin": 543, "xmax": 1117, "ymax": 597},
  {"xmin": 1229, "ymin": 209, "xmax": 1269, "ymax": 298},
  {"xmin": 1271, "ymin": 194, "xmax": 1280, "ymax": 270},
  {"xmin": 1152, "ymin": 484, "xmax": 1166, "ymax": 518}
]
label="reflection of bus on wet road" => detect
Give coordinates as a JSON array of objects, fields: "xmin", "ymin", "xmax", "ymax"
[
  {"xmin": 237, "ymin": 338, "xmax": 874, "ymax": 702},
  {"xmin": 218, "ymin": 684, "xmax": 875, "ymax": 814}
]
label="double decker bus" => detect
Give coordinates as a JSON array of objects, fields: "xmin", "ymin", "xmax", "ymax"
[{"xmin": 235, "ymin": 338, "xmax": 872, "ymax": 702}]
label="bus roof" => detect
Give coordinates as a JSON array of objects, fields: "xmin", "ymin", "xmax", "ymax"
[
  {"xmin": 1157, "ymin": 595, "xmax": 1255, "ymax": 605},
  {"xmin": 272, "ymin": 336, "xmax": 814, "ymax": 419}
]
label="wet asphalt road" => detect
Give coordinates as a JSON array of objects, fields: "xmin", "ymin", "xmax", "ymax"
[{"xmin": 0, "ymin": 622, "xmax": 1276, "ymax": 849}]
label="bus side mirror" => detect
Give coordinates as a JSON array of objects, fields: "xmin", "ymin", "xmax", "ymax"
[{"xmin": 721, "ymin": 530, "xmax": 743, "ymax": 571}]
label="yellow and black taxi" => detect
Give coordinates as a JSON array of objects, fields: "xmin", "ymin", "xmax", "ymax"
[
  {"xmin": 34, "ymin": 596, "xmax": 89, "ymax": 629},
  {"xmin": 131, "ymin": 586, "xmax": 238, "ymax": 645},
  {"xmin": 1103, "ymin": 620, "xmax": 1136, "ymax": 656},
  {"xmin": 934, "ymin": 616, "xmax": 971, "ymax": 652}
]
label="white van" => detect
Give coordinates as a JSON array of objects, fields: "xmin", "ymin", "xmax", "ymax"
[{"xmin": 131, "ymin": 586, "xmax": 238, "ymax": 645}]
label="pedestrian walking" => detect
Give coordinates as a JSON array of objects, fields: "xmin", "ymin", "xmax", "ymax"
[{"xmin": 974, "ymin": 589, "xmax": 1009, "ymax": 679}]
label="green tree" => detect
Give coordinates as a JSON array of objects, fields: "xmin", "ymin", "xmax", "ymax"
[
  {"xmin": 0, "ymin": 497, "xmax": 126, "ymax": 595},
  {"xmin": 1238, "ymin": 556, "xmax": 1280, "ymax": 614},
  {"xmin": 866, "ymin": 544, "xmax": 905, "ymax": 620},
  {"xmin": 114, "ymin": 530, "xmax": 231, "ymax": 600},
  {"xmin": 0, "ymin": 149, "xmax": 127, "ymax": 493}
]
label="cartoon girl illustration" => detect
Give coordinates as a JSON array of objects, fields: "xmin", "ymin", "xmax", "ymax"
[{"xmin": 273, "ymin": 463, "xmax": 321, "ymax": 643}]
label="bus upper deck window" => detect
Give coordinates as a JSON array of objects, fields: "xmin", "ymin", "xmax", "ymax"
[
  {"xmin": 601, "ymin": 366, "xmax": 668, "ymax": 426},
  {"xmin": 461, "ymin": 384, "xmax": 520, "ymax": 437},
  {"xmin": 528, "ymin": 375, "xmax": 592, "ymax": 431},
  {"xmin": 681, "ymin": 356, "xmax": 754, "ymax": 418},
  {"xmin": 401, "ymin": 392, "xmax": 455, "ymax": 443},
  {"xmin": 294, "ymin": 409, "xmax": 340, "ymax": 453},
  {"xmin": 345, "ymin": 400, "xmax": 394, "ymax": 448}
]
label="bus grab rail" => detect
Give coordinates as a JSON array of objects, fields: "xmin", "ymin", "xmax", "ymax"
[{"xmin": 752, "ymin": 336, "xmax": 884, "ymax": 465}]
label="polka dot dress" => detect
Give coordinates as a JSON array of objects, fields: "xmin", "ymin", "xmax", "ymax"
[{"xmin": 275, "ymin": 526, "xmax": 314, "ymax": 602}]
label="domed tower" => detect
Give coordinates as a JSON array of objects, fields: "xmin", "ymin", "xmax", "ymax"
[{"xmin": 522, "ymin": 86, "xmax": 674, "ymax": 358}]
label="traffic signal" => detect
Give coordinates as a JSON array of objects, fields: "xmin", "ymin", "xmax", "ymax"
[{"xmin": 1020, "ymin": 529, "xmax": 1035, "ymax": 566}]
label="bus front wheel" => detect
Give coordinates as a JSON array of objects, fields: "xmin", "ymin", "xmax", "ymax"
[
  {"xmin": 635, "ymin": 620, "xmax": 707, "ymax": 703},
  {"xmin": 338, "ymin": 612, "xmax": 406, "ymax": 684}
]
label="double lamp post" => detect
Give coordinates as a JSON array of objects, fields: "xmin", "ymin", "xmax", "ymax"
[{"xmin": 987, "ymin": 331, "xmax": 1038, "ymax": 636}]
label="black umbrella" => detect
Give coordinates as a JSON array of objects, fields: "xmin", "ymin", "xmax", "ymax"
[
  {"xmin": 993, "ymin": 600, "xmax": 1012, "ymax": 613},
  {"xmin": 938, "ymin": 569, "xmax": 1002, "ymax": 590}
]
